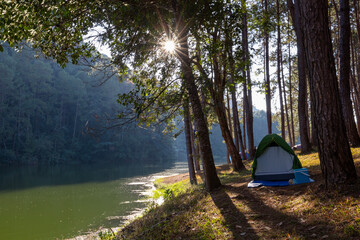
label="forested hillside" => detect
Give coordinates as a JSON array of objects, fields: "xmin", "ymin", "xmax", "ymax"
[{"xmin": 0, "ymin": 46, "xmax": 175, "ymax": 166}]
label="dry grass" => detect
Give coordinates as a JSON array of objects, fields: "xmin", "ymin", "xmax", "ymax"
[{"xmin": 114, "ymin": 148, "xmax": 360, "ymax": 240}]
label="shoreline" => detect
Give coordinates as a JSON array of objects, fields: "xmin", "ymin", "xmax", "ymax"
[
  {"xmin": 67, "ymin": 171, "xmax": 189, "ymax": 240},
  {"xmin": 67, "ymin": 164, "xmax": 232, "ymax": 240}
]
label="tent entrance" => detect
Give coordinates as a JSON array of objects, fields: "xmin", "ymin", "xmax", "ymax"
[{"xmin": 254, "ymin": 146, "xmax": 295, "ymax": 181}]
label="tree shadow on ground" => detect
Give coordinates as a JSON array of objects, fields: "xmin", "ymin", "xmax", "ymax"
[
  {"xmin": 224, "ymin": 184, "xmax": 343, "ymax": 239},
  {"xmin": 210, "ymin": 187, "xmax": 259, "ymax": 239}
]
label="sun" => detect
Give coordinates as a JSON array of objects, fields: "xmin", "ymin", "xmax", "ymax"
[{"xmin": 163, "ymin": 40, "xmax": 176, "ymax": 53}]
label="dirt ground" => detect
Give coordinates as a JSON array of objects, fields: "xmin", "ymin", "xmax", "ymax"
[{"xmin": 157, "ymin": 161, "xmax": 360, "ymax": 239}]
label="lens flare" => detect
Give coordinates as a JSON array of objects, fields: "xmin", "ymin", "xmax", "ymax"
[{"xmin": 163, "ymin": 40, "xmax": 176, "ymax": 53}]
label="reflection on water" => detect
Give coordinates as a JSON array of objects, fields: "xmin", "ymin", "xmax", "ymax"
[{"xmin": 0, "ymin": 160, "xmax": 189, "ymax": 240}]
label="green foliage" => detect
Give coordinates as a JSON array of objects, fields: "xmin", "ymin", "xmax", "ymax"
[
  {"xmin": 0, "ymin": 46, "xmax": 176, "ymax": 165},
  {"xmin": 152, "ymin": 179, "xmax": 194, "ymax": 202},
  {"xmin": 98, "ymin": 230, "xmax": 116, "ymax": 240}
]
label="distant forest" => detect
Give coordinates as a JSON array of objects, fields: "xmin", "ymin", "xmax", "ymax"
[
  {"xmin": 0, "ymin": 46, "xmax": 176, "ymax": 166},
  {"xmin": 0, "ymin": 46, "xmax": 278, "ymax": 166}
]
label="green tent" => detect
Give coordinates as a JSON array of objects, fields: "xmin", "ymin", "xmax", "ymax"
[{"xmin": 251, "ymin": 134, "xmax": 302, "ymax": 180}]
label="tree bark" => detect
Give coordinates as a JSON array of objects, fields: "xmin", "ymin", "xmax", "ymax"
[
  {"xmin": 226, "ymin": 93, "xmax": 233, "ymax": 164},
  {"xmin": 297, "ymin": 0, "xmax": 357, "ymax": 186},
  {"xmin": 282, "ymin": 57, "xmax": 292, "ymax": 145},
  {"xmin": 189, "ymin": 119, "xmax": 201, "ymax": 172},
  {"xmin": 227, "ymin": 91, "xmax": 238, "ymax": 151},
  {"xmin": 287, "ymin": 27, "xmax": 296, "ymax": 145},
  {"xmin": 277, "ymin": 0, "xmax": 286, "ymax": 140},
  {"xmin": 264, "ymin": 0, "xmax": 272, "ymax": 134},
  {"xmin": 242, "ymin": 0, "xmax": 255, "ymax": 159},
  {"xmin": 214, "ymin": 95, "xmax": 245, "ymax": 171},
  {"xmin": 242, "ymin": 102, "xmax": 246, "ymax": 151},
  {"xmin": 212, "ymin": 57, "xmax": 244, "ymax": 170},
  {"xmin": 288, "ymin": 0, "xmax": 312, "ymax": 153},
  {"xmin": 174, "ymin": 3, "xmax": 221, "ymax": 190},
  {"xmin": 350, "ymin": 33, "xmax": 360, "ymax": 134},
  {"xmin": 183, "ymin": 99, "xmax": 197, "ymax": 185},
  {"xmin": 309, "ymin": 90, "xmax": 318, "ymax": 147},
  {"xmin": 339, "ymin": 0, "xmax": 360, "ymax": 146},
  {"xmin": 228, "ymin": 41, "xmax": 246, "ymax": 160}
]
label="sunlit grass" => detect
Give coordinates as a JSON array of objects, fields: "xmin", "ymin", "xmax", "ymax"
[{"xmin": 115, "ymin": 148, "xmax": 360, "ymax": 240}]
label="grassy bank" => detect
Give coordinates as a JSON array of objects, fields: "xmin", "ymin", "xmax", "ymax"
[{"xmin": 105, "ymin": 148, "xmax": 360, "ymax": 240}]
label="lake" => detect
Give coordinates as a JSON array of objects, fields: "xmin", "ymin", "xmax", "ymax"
[{"xmin": 0, "ymin": 160, "xmax": 189, "ymax": 240}]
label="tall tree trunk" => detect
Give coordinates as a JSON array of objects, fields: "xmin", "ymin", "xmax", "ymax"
[
  {"xmin": 288, "ymin": 38, "xmax": 296, "ymax": 145},
  {"xmin": 282, "ymin": 58, "xmax": 292, "ymax": 145},
  {"xmin": 174, "ymin": 4, "xmax": 221, "ymax": 190},
  {"xmin": 354, "ymin": 0, "xmax": 360, "ymax": 107},
  {"xmin": 351, "ymin": 31, "xmax": 360, "ymax": 117},
  {"xmin": 350, "ymin": 33, "xmax": 360, "ymax": 134},
  {"xmin": 265, "ymin": 0, "xmax": 272, "ymax": 134},
  {"xmin": 213, "ymin": 95, "xmax": 245, "ymax": 171},
  {"xmin": 227, "ymin": 91, "xmax": 238, "ymax": 151},
  {"xmin": 236, "ymin": 110, "xmax": 246, "ymax": 161},
  {"xmin": 287, "ymin": 0, "xmax": 312, "ymax": 153},
  {"xmin": 351, "ymin": 86, "xmax": 360, "ymax": 135},
  {"xmin": 242, "ymin": 0, "xmax": 255, "ymax": 159},
  {"xmin": 331, "ymin": 0, "xmax": 341, "ymax": 74},
  {"xmin": 339, "ymin": 0, "xmax": 360, "ymax": 146},
  {"xmin": 226, "ymin": 92, "xmax": 233, "ymax": 164},
  {"xmin": 297, "ymin": 0, "xmax": 357, "ymax": 186},
  {"xmin": 228, "ymin": 42, "xmax": 246, "ymax": 160},
  {"xmin": 190, "ymin": 117, "xmax": 203, "ymax": 173},
  {"xmin": 277, "ymin": 0, "xmax": 285, "ymax": 140},
  {"xmin": 183, "ymin": 99, "xmax": 197, "ymax": 185},
  {"xmin": 211, "ymin": 51, "xmax": 244, "ymax": 170},
  {"xmin": 242, "ymin": 102, "xmax": 246, "ymax": 151},
  {"xmin": 190, "ymin": 119, "xmax": 201, "ymax": 172}
]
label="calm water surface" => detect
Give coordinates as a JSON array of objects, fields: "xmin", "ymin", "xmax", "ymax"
[{"xmin": 0, "ymin": 160, "xmax": 188, "ymax": 240}]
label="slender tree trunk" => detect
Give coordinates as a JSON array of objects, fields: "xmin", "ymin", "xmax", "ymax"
[
  {"xmin": 242, "ymin": 0, "xmax": 255, "ymax": 159},
  {"xmin": 331, "ymin": 0, "xmax": 341, "ymax": 74},
  {"xmin": 282, "ymin": 58, "xmax": 292, "ymax": 145},
  {"xmin": 265, "ymin": 0, "xmax": 272, "ymax": 134},
  {"xmin": 184, "ymin": 99, "xmax": 197, "ymax": 185},
  {"xmin": 288, "ymin": 39, "xmax": 296, "ymax": 145},
  {"xmin": 228, "ymin": 44, "xmax": 246, "ymax": 160},
  {"xmin": 350, "ymin": 33, "xmax": 360, "ymax": 134},
  {"xmin": 212, "ymin": 52, "xmax": 244, "ymax": 169},
  {"xmin": 242, "ymin": 102, "xmax": 246, "ymax": 151},
  {"xmin": 213, "ymin": 95, "xmax": 245, "ymax": 171},
  {"xmin": 175, "ymin": 4, "xmax": 221, "ymax": 190},
  {"xmin": 236, "ymin": 112, "xmax": 246, "ymax": 161},
  {"xmin": 288, "ymin": 0, "xmax": 312, "ymax": 153},
  {"xmin": 355, "ymin": 0, "xmax": 360, "ymax": 43},
  {"xmin": 339, "ymin": 0, "xmax": 360, "ymax": 146},
  {"xmin": 190, "ymin": 119, "xmax": 201, "ymax": 172},
  {"xmin": 354, "ymin": 0, "xmax": 360, "ymax": 102},
  {"xmin": 297, "ymin": 0, "xmax": 357, "ymax": 186},
  {"xmin": 226, "ymin": 93, "xmax": 233, "ymax": 164},
  {"xmin": 351, "ymin": 85, "xmax": 360, "ymax": 135},
  {"xmin": 277, "ymin": 0, "xmax": 285, "ymax": 140},
  {"xmin": 227, "ymin": 92, "xmax": 238, "ymax": 151},
  {"xmin": 351, "ymin": 31, "xmax": 360, "ymax": 117}
]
